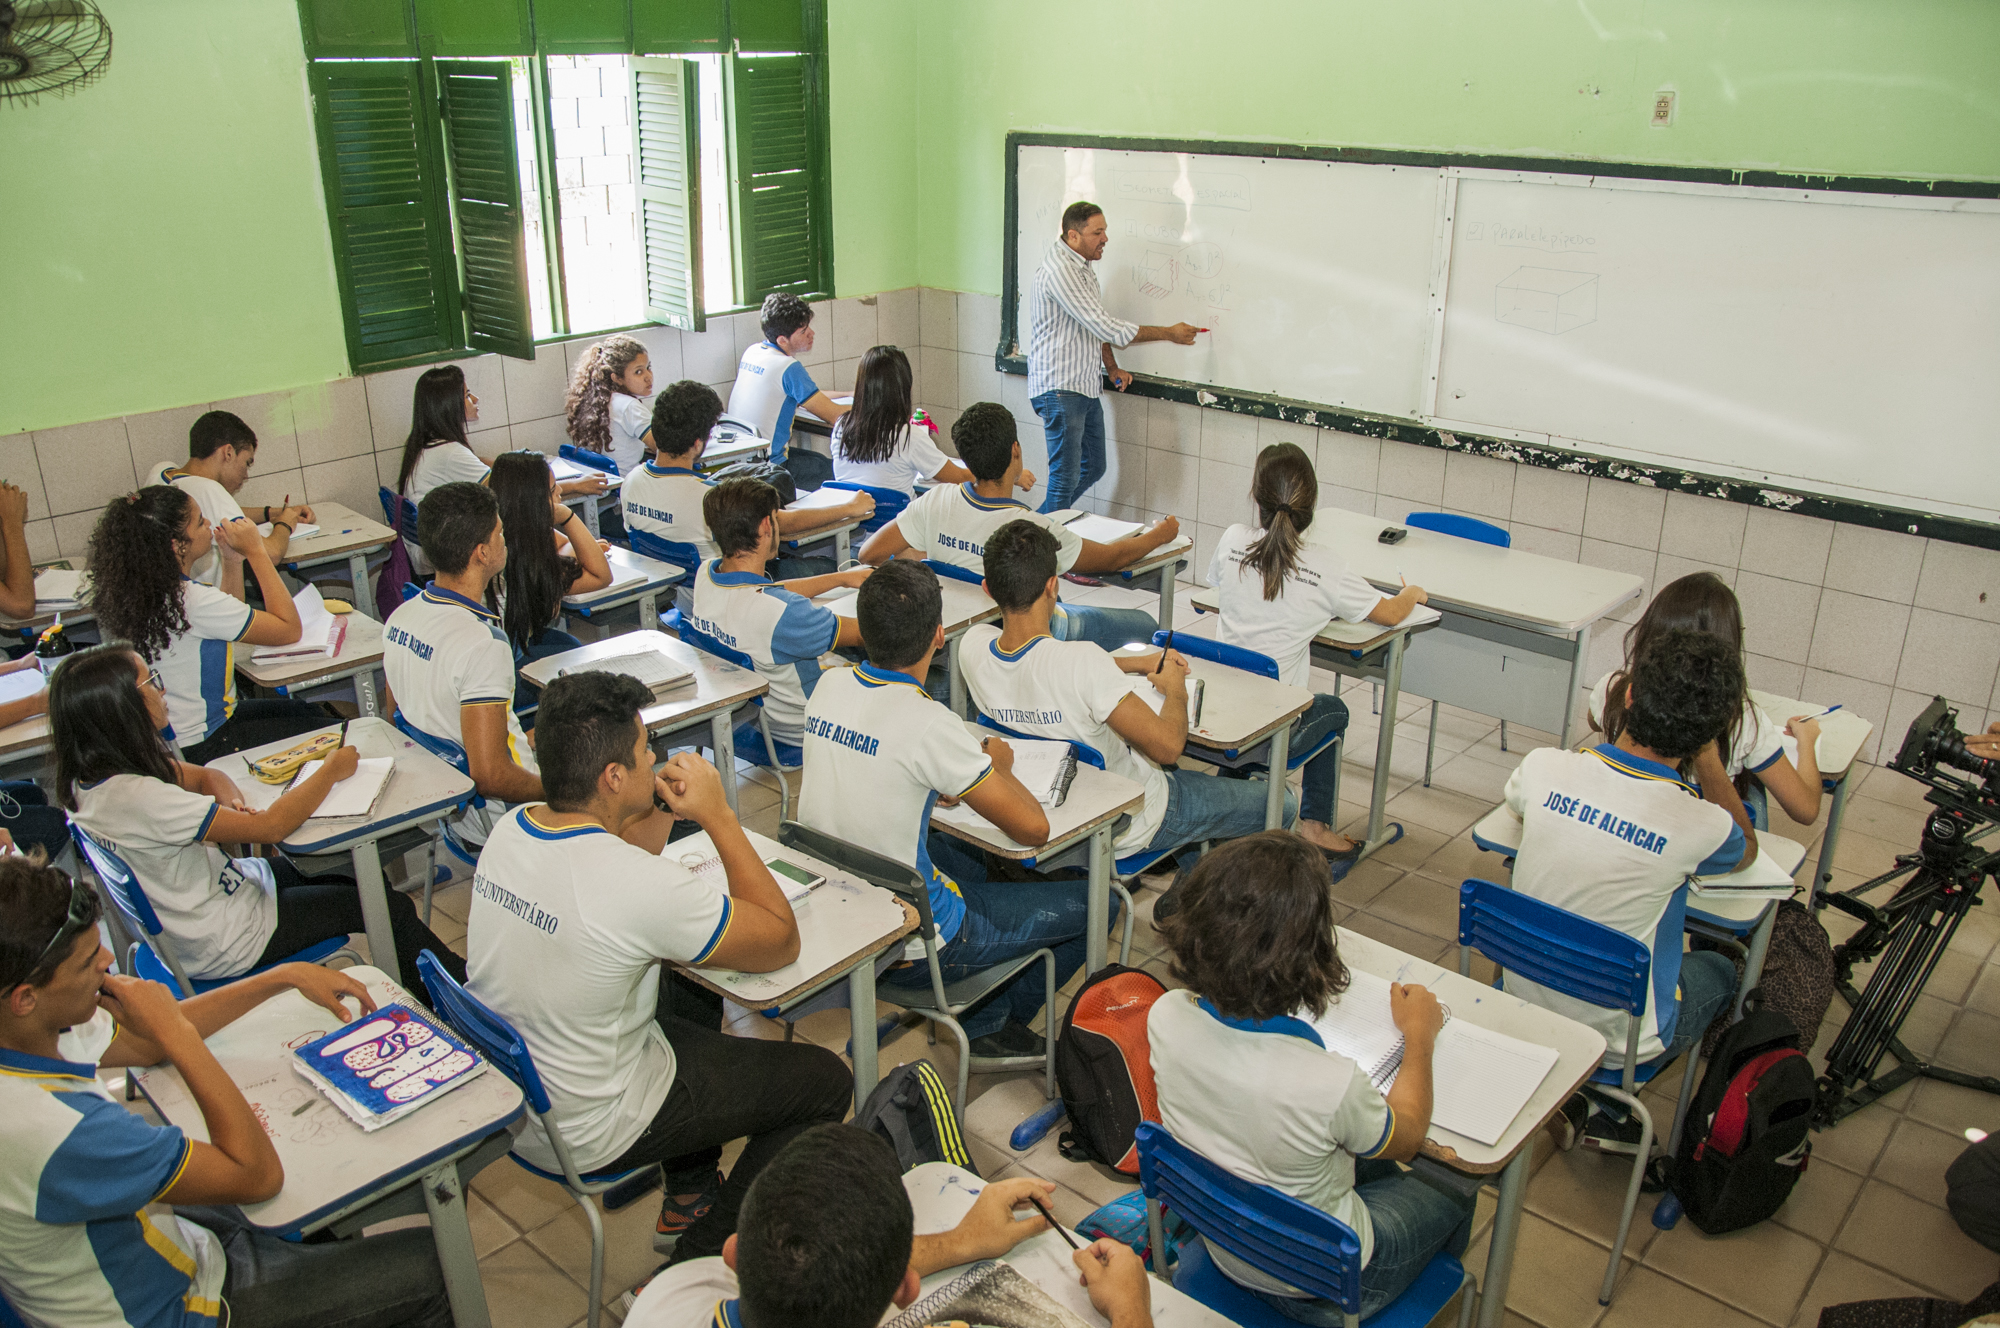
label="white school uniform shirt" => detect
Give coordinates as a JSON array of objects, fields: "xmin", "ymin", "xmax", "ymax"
[
  {"xmin": 957, "ymin": 626, "xmax": 1168, "ymax": 853},
  {"xmin": 1503, "ymin": 744, "xmax": 1745, "ymax": 1066},
  {"xmin": 148, "ymin": 463, "xmax": 246, "ymax": 589},
  {"xmin": 798, "ymin": 663, "xmax": 994, "ymax": 947},
  {"xmin": 71, "ymin": 774, "xmax": 278, "ymax": 981},
  {"xmin": 383, "ymin": 585, "xmax": 538, "ymax": 782},
  {"xmin": 1149, "ymin": 990, "xmax": 1395, "ymax": 1294},
  {"xmin": 608, "ymin": 392, "xmax": 654, "ymax": 473},
  {"xmin": 1027, "ymin": 237, "xmax": 1139, "ymax": 399},
  {"xmin": 153, "ymin": 579, "xmax": 255, "ymax": 745},
  {"xmin": 1208, "ymin": 524, "xmax": 1386, "ymax": 687},
  {"xmin": 726, "ymin": 341, "xmax": 820, "ymax": 463},
  {"xmin": 686, "ymin": 561, "xmax": 840, "ymax": 746},
  {"xmin": 893, "ymin": 482, "xmax": 1082, "ymax": 576},
  {"xmin": 1586, "ymin": 673, "xmax": 1785, "ymax": 780},
  {"xmin": 0, "ymin": 1009, "xmax": 227, "ymax": 1328},
  {"xmin": 404, "ymin": 440, "xmax": 491, "ymax": 504},
  {"xmin": 620, "ymin": 461, "xmax": 717, "ymax": 568},
  {"xmin": 465, "ymin": 806, "xmax": 732, "ymax": 1172},
  {"xmin": 831, "ymin": 419, "xmax": 951, "ymax": 497}
]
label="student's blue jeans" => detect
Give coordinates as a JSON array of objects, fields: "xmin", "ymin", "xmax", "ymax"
[
  {"xmin": 1239, "ymin": 1160, "xmax": 1475, "ymax": 1323},
  {"xmin": 1146, "ymin": 768, "xmax": 1298, "ymax": 857},
  {"xmin": 1663, "ymin": 950, "xmax": 1738, "ymax": 1060},
  {"xmin": 880, "ymin": 831, "xmax": 1095, "ymax": 1040},
  {"xmin": 1220, "ymin": 694, "xmax": 1349, "ymax": 827},
  {"xmin": 1053, "ymin": 603, "xmax": 1160, "ymax": 652},
  {"xmin": 1032, "ymin": 390, "xmax": 1107, "ymax": 514}
]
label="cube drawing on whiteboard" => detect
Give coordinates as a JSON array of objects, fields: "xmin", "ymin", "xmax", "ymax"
[{"xmin": 1496, "ymin": 267, "xmax": 1598, "ymax": 334}]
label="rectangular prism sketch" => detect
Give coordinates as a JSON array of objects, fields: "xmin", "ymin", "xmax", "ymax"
[{"xmin": 1496, "ymin": 266, "xmax": 1598, "ymax": 333}]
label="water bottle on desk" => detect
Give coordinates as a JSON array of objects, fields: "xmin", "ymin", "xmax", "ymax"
[{"xmin": 34, "ymin": 617, "xmax": 74, "ymax": 677}]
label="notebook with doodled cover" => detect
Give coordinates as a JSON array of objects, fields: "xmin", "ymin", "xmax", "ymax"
[{"xmin": 291, "ymin": 1004, "xmax": 487, "ymax": 1132}]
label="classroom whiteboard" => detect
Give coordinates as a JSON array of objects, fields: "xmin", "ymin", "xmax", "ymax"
[
  {"xmin": 1432, "ymin": 174, "xmax": 2000, "ymax": 525},
  {"xmin": 1013, "ymin": 145, "xmax": 1441, "ymax": 420}
]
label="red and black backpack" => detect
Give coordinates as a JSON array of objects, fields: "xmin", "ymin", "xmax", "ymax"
[
  {"xmin": 1055, "ymin": 965, "xmax": 1168, "ymax": 1174},
  {"xmin": 1668, "ymin": 996, "xmax": 1816, "ymax": 1234}
]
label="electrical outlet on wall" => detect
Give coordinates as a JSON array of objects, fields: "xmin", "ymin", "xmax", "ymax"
[{"xmin": 1651, "ymin": 90, "xmax": 1676, "ymax": 127}]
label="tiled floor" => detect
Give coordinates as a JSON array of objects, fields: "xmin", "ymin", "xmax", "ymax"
[{"xmin": 287, "ymin": 616, "xmax": 2000, "ymax": 1325}]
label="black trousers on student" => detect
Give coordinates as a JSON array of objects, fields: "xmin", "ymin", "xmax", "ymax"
[
  {"xmin": 594, "ymin": 988, "xmax": 852, "ymax": 1265},
  {"xmin": 182, "ymin": 699, "xmax": 336, "ymax": 765},
  {"xmin": 177, "ymin": 1205, "xmax": 452, "ymax": 1328},
  {"xmin": 252, "ymin": 859, "xmax": 467, "ymax": 986}
]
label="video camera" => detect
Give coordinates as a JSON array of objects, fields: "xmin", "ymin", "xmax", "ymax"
[{"xmin": 1889, "ymin": 696, "xmax": 2000, "ymax": 824}]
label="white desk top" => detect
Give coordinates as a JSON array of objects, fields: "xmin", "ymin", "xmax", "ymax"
[
  {"xmin": 1185, "ymin": 586, "xmax": 1433, "ymax": 656},
  {"xmin": 518, "ymin": 630, "xmax": 767, "ymax": 734},
  {"xmin": 131, "ymin": 966, "xmax": 524, "ymax": 1232},
  {"xmin": 665, "ymin": 829, "xmax": 918, "ymax": 1007},
  {"xmin": 1309, "ymin": 506, "xmax": 1643, "ymax": 632},
  {"xmin": 1119, "ymin": 534, "xmax": 1194, "ymax": 578},
  {"xmin": 930, "ymin": 725, "xmax": 1145, "ymax": 862},
  {"xmin": 280, "ymin": 501, "xmax": 397, "ymax": 566},
  {"xmin": 236, "ymin": 611, "xmax": 385, "ymax": 691},
  {"xmin": 1113, "ymin": 644, "xmax": 1311, "ymax": 751},
  {"xmin": 698, "ymin": 433, "xmax": 769, "ymax": 470},
  {"xmin": 209, "ymin": 717, "xmax": 475, "ymax": 856},
  {"xmin": 904, "ymin": 1162, "xmax": 1237, "ymax": 1327},
  {"xmin": 1750, "ymin": 688, "xmax": 1874, "ymax": 780},
  {"xmin": 1337, "ymin": 927, "xmax": 1606, "ymax": 1173},
  {"xmin": 562, "ymin": 544, "xmax": 685, "ymax": 608},
  {"xmin": 0, "ymin": 712, "xmax": 49, "ymax": 760},
  {"xmin": 815, "ymin": 578, "xmax": 1001, "ymax": 638}
]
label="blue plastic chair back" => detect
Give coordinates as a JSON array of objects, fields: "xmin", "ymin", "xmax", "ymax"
[
  {"xmin": 1458, "ymin": 878, "xmax": 1650, "ymax": 1016},
  {"xmin": 558, "ymin": 443, "xmax": 619, "ymax": 476},
  {"xmin": 1405, "ymin": 512, "xmax": 1510, "ymax": 548},
  {"xmin": 975, "ymin": 712, "xmax": 1107, "ymax": 770},
  {"xmin": 1150, "ymin": 629, "xmax": 1280, "ymax": 681},
  {"xmin": 820, "ymin": 480, "xmax": 908, "ymax": 536},
  {"xmin": 392, "ymin": 710, "xmax": 472, "ymax": 777},
  {"xmin": 923, "ymin": 557, "xmax": 985, "ymax": 587},
  {"xmin": 627, "ymin": 526, "xmax": 703, "ymax": 573},
  {"xmin": 1135, "ymin": 1121, "xmax": 1362, "ymax": 1310},
  {"xmin": 76, "ymin": 829, "xmax": 163, "ymax": 937},
  {"xmin": 401, "ymin": 581, "xmax": 422, "ymax": 603},
  {"xmin": 416, "ymin": 950, "xmax": 553, "ymax": 1114},
  {"xmin": 379, "ymin": 487, "xmax": 421, "ymax": 541}
]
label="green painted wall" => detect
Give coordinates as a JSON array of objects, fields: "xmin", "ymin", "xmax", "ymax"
[
  {"xmin": 0, "ymin": 0, "xmax": 348, "ymax": 436},
  {"xmin": 906, "ymin": 0, "xmax": 2000, "ymax": 294},
  {"xmin": 825, "ymin": 0, "xmax": 919, "ymax": 298}
]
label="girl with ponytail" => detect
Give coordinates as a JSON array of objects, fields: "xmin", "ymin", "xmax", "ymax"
[
  {"xmin": 1207, "ymin": 443, "xmax": 1430, "ymax": 867},
  {"xmin": 564, "ymin": 333, "xmax": 655, "ymax": 473}
]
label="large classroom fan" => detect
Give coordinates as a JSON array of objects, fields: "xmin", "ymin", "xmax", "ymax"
[{"xmin": 0, "ymin": 0, "xmax": 113, "ymax": 104}]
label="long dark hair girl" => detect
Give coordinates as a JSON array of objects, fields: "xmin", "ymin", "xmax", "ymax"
[
  {"xmin": 53, "ymin": 644, "xmax": 178, "ymax": 810},
  {"xmin": 1240, "ymin": 442, "xmax": 1318, "ymax": 601},
  {"xmin": 87, "ymin": 487, "xmax": 197, "ymax": 662},
  {"xmin": 487, "ymin": 451, "xmax": 583, "ymax": 653},
  {"xmin": 835, "ymin": 345, "xmax": 914, "ymax": 465},
  {"xmin": 1599, "ymin": 571, "xmax": 1748, "ymax": 763},
  {"xmin": 397, "ymin": 365, "xmax": 472, "ymax": 494}
]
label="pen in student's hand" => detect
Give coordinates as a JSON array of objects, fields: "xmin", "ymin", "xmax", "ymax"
[
  {"xmin": 1028, "ymin": 1195, "xmax": 1081, "ymax": 1249},
  {"xmin": 1803, "ymin": 704, "xmax": 1843, "ymax": 721}
]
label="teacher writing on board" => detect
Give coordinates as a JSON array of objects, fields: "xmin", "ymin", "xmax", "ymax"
[{"xmin": 1028, "ymin": 201, "xmax": 1200, "ymax": 516}]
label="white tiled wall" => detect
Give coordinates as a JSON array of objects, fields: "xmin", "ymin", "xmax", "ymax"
[{"xmin": 16, "ymin": 282, "xmax": 1995, "ymax": 766}]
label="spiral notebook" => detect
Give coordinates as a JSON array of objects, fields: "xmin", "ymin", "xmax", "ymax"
[
  {"xmin": 1310, "ymin": 969, "xmax": 1561, "ymax": 1146},
  {"xmin": 291, "ymin": 1004, "xmax": 487, "ymax": 1132},
  {"xmin": 1005, "ymin": 736, "xmax": 1079, "ymax": 808},
  {"xmin": 881, "ymin": 1260, "xmax": 1092, "ymax": 1328}
]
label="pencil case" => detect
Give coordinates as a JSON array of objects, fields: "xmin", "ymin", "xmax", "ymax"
[{"xmin": 247, "ymin": 731, "xmax": 343, "ymax": 784}]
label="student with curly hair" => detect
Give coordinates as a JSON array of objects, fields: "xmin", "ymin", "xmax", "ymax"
[
  {"xmin": 486, "ymin": 451, "xmax": 613, "ymax": 678},
  {"xmin": 830, "ymin": 345, "xmax": 972, "ymax": 497},
  {"xmin": 86, "ymin": 487, "xmax": 327, "ymax": 763},
  {"xmin": 54, "ymin": 643, "xmax": 463, "ymax": 986},
  {"xmin": 1148, "ymin": 831, "xmax": 1470, "ymax": 1324},
  {"xmin": 564, "ymin": 333, "xmax": 655, "ymax": 473}
]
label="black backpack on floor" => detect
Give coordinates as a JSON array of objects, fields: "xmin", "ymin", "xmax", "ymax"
[
  {"xmin": 855, "ymin": 1061, "xmax": 977, "ymax": 1175},
  {"xmin": 1669, "ymin": 998, "xmax": 1815, "ymax": 1234}
]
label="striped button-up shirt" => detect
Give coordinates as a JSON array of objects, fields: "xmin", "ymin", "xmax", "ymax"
[{"xmin": 1026, "ymin": 238, "xmax": 1139, "ymax": 399}]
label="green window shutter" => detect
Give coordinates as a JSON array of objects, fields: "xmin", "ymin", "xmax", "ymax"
[
  {"xmin": 414, "ymin": 0, "xmax": 532, "ymax": 55},
  {"xmin": 729, "ymin": 54, "xmax": 823, "ymax": 303},
  {"xmin": 298, "ymin": 0, "xmax": 415, "ymax": 58},
  {"xmin": 436, "ymin": 60, "xmax": 535, "ymax": 359},
  {"xmin": 632, "ymin": 0, "xmax": 726, "ymax": 54},
  {"xmin": 729, "ymin": 0, "xmax": 806, "ymax": 53},
  {"xmin": 631, "ymin": 57, "xmax": 704, "ymax": 331},
  {"xmin": 310, "ymin": 60, "xmax": 455, "ymax": 370},
  {"xmin": 534, "ymin": 0, "xmax": 630, "ymax": 55}
]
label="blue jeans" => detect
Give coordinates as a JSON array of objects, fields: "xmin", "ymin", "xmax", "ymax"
[
  {"xmin": 1053, "ymin": 603, "xmax": 1159, "ymax": 651},
  {"xmin": 1032, "ymin": 390, "xmax": 1107, "ymax": 513},
  {"xmin": 1243, "ymin": 1159, "xmax": 1475, "ymax": 1323},
  {"xmin": 1146, "ymin": 768, "xmax": 1297, "ymax": 856},
  {"xmin": 881, "ymin": 832, "xmax": 1094, "ymax": 1040},
  {"xmin": 1222, "ymin": 693, "xmax": 1348, "ymax": 826},
  {"xmin": 1663, "ymin": 949, "xmax": 1738, "ymax": 1059}
]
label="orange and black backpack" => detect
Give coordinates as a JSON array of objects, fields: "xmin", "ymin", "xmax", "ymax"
[{"xmin": 1055, "ymin": 965, "xmax": 1169, "ymax": 1174}]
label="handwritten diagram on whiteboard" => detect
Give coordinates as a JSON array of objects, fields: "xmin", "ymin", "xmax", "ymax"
[{"xmin": 1013, "ymin": 146, "xmax": 1440, "ymax": 421}]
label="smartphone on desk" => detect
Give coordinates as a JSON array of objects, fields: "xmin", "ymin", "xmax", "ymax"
[
  {"xmin": 1378, "ymin": 527, "xmax": 1408, "ymax": 544},
  {"xmin": 766, "ymin": 858, "xmax": 826, "ymax": 894}
]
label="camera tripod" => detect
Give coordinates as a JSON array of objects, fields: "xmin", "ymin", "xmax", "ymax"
[{"xmin": 1814, "ymin": 800, "xmax": 2000, "ymax": 1128}]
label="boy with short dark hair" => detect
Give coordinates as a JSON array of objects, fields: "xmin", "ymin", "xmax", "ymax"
[
  {"xmin": 624, "ymin": 1124, "xmax": 1155, "ymax": 1328},
  {"xmin": 1505, "ymin": 626, "xmax": 1748, "ymax": 1149},
  {"xmin": 798, "ymin": 559, "xmax": 1087, "ymax": 1057},
  {"xmin": 726, "ymin": 293, "xmax": 844, "ymax": 492},
  {"xmin": 858, "ymin": 401, "xmax": 1177, "ymax": 650},
  {"xmin": 151, "ymin": 409, "xmax": 313, "ymax": 594}
]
